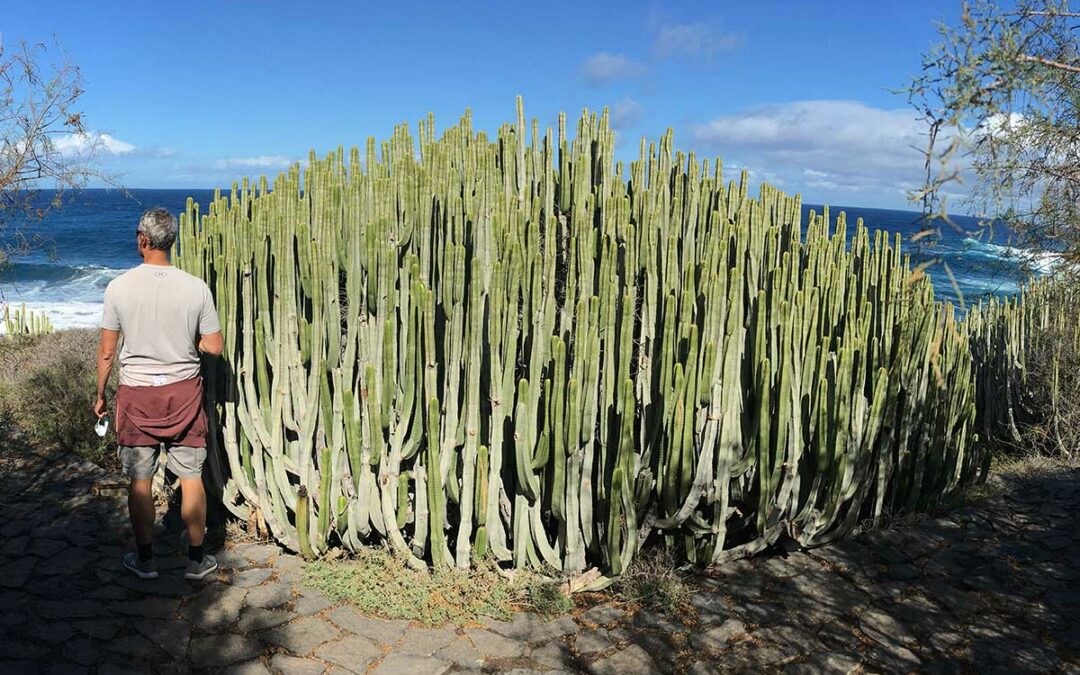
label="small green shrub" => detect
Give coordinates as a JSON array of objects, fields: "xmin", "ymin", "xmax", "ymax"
[
  {"xmin": 302, "ymin": 547, "xmax": 521, "ymax": 625},
  {"xmin": 0, "ymin": 329, "xmax": 117, "ymax": 470},
  {"xmin": 524, "ymin": 576, "xmax": 574, "ymax": 617}
]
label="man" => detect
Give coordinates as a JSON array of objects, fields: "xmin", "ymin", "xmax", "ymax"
[{"xmin": 95, "ymin": 207, "xmax": 224, "ymax": 581}]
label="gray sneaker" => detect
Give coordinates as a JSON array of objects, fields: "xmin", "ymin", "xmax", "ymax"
[
  {"xmin": 184, "ymin": 553, "xmax": 218, "ymax": 581},
  {"xmin": 122, "ymin": 552, "xmax": 159, "ymax": 579}
]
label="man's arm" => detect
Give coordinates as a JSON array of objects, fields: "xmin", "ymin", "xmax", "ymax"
[
  {"xmin": 198, "ymin": 331, "xmax": 224, "ymax": 357},
  {"xmin": 197, "ymin": 282, "xmax": 223, "ymax": 357},
  {"xmin": 96, "ymin": 328, "xmax": 120, "ymax": 418}
]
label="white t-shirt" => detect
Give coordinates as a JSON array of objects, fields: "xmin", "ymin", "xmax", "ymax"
[{"xmin": 101, "ymin": 264, "xmax": 221, "ymax": 387}]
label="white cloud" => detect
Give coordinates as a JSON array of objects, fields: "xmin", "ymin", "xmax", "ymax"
[
  {"xmin": 611, "ymin": 97, "xmax": 644, "ymax": 130},
  {"xmin": 580, "ymin": 52, "xmax": 645, "ymax": 86},
  {"xmin": 690, "ymin": 100, "xmax": 940, "ymax": 203},
  {"xmin": 52, "ymin": 132, "xmax": 136, "ymax": 156},
  {"xmin": 213, "ymin": 156, "xmax": 294, "ymax": 170},
  {"xmin": 651, "ymin": 19, "xmax": 741, "ymax": 59}
]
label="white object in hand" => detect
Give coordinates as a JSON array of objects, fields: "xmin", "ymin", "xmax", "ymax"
[{"xmin": 94, "ymin": 415, "xmax": 109, "ymax": 438}]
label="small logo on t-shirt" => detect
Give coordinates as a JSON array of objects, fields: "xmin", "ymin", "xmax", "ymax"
[
  {"xmin": 154, "ymin": 271, "xmax": 168, "ymax": 278},
  {"xmin": 153, "ymin": 375, "xmax": 167, "ymax": 386}
]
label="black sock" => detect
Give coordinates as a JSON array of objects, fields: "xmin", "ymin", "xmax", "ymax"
[
  {"xmin": 188, "ymin": 544, "xmax": 204, "ymax": 563},
  {"xmin": 137, "ymin": 543, "xmax": 154, "ymax": 562}
]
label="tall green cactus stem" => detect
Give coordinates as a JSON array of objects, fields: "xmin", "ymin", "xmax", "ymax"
[
  {"xmin": 296, "ymin": 485, "xmax": 316, "ymax": 561},
  {"xmin": 3, "ymin": 304, "xmax": 53, "ymax": 338}
]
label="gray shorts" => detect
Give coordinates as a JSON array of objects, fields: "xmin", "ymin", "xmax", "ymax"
[{"xmin": 120, "ymin": 444, "xmax": 206, "ymax": 480}]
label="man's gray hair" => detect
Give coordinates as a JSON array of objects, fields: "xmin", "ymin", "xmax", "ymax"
[{"xmin": 137, "ymin": 208, "xmax": 178, "ymax": 250}]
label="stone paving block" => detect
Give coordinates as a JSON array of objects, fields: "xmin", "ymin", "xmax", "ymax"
[
  {"xmin": 232, "ymin": 567, "xmax": 274, "ymax": 588},
  {"xmin": 314, "ymin": 634, "xmax": 383, "ymax": 672},
  {"xmin": 573, "ymin": 629, "xmax": 614, "ymax": 655},
  {"xmin": 22, "ymin": 619, "xmax": 74, "ymax": 645},
  {"xmin": 266, "ymin": 652, "xmax": 324, "ymax": 673},
  {"xmin": 28, "ymin": 538, "xmax": 66, "ymax": 558},
  {"xmin": 395, "ymin": 627, "xmax": 458, "ymax": 656},
  {"xmin": 62, "ymin": 638, "xmax": 107, "ymax": 667},
  {"xmin": 110, "ymin": 596, "xmax": 182, "ymax": 620},
  {"xmin": 327, "ymin": 605, "xmax": 408, "ymax": 646},
  {"xmin": 276, "ymin": 553, "xmax": 305, "ymax": 572},
  {"xmin": 783, "ymin": 652, "xmax": 861, "ymax": 675},
  {"xmin": 43, "ymin": 662, "xmax": 90, "ymax": 675},
  {"xmin": 371, "ymin": 653, "xmax": 451, "ymax": 675},
  {"xmin": 294, "ymin": 588, "xmax": 334, "ymax": 616},
  {"xmin": 223, "ymin": 660, "xmax": 272, "ymax": 675},
  {"xmin": 270, "ymin": 653, "xmax": 327, "ymax": 675},
  {"xmin": 0, "ymin": 558, "xmax": 40, "ymax": 589},
  {"xmin": 71, "ymin": 619, "xmax": 125, "ymax": 641},
  {"xmin": 24, "ymin": 574, "xmax": 97, "ymax": 600},
  {"xmin": 238, "ymin": 607, "xmax": 295, "ymax": 632},
  {"xmin": 217, "ymin": 549, "xmax": 254, "ymax": 571},
  {"xmin": 722, "ymin": 643, "xmax": 791, "ymax": 669},
  {"xmin": 133, "ymin": 618, "xmax": 191, "ymax": 660},
  {"xmin": 578, "ymin": 604, "xmax": 622, "ymax": 626},
  {"xmin": 115, "ymin": 573, "xmax": 194, "ymax": 596},
  {"xmin": 236, "ymin": 543, "xmax": 279, "ymax": 564},
  {"xmin": 85, "ymin": 585, "xmax": 128, "ymax": 601},
  {"xmin": 858, "ymin": 608, "xmax": 916, "ymax": 645},
  {"xmin": 0, "ymin": 660, "xmax": 42, "ymax": 675},
  {"xmin": 689, "ymin": 660, "xmax": 731, "ymax": 675},
  {"xmin": 485, "ymin": 612, "xmax": 580, "ymax": 641},
  {"xmin": 181, "ymin": 584, "xmax": 247, "ymax": 629},
  {"xmin": 753, "ymin": 623, "xmax": 814, "ymax": 660},
  {"xmin": 632, "ymin": 608, "xmax": 686, "ymax": 633},
  {"xmin": 37, "ymin": 549, "xmax": 99, "ymax": 576},
  {"xmin": 0, "ymin": 639, "xmax": 49, "ymax": 660},
  {"xmin": 465, "ymin": 628, "xmax": 525, "ymax": 659},
  {"xmin": 0, "ymin": 589, "xmax": 29, "ymax": 612},
  {"xmin": 190, "ymin": 633, "xmax": 264, "ymax": 669},
  {"xmin": 587, "ymin": 644, "xmax": 662, "ymax": 675},
  {"xmin": 529, "ymin": 639, "xmax": 576, "ymax": 670},
  {"xmin": 37, "ymin": 599, "xmax": 106, "ymax": 619},
  {"xmin": 261, "ymin": 616, "xmax": 341, "ymax": 655},
  {"xmin": 433, "ymin": 637, "xmax": 484, "ymax": 668},
  {"xmin": 107, "ymin": 633, "xmax": 167, "ymax": 661},
  {"xmin": 689, "ymin": 618, "xmax": 747, "ymax": 651},
  {"xmin": 865, "ymin": 641, "xmax": 921, "ymax": 672},
  {"xmin": 97, "ymin": 664, "xmax": 143, "ymax": 675},
  {"xmin": 246, "ymin": 580, "xmax": 293, "ymax": 609}
]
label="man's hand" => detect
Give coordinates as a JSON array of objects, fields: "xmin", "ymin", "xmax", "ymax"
[{"xmin": 94, "ymin": 395, "xmax": 109, "ymax": 419}]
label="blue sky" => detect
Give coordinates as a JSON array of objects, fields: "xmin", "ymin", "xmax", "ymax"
[{"xmin": 3, "ymin": 0, "xmax": 964, "ymax": 209}]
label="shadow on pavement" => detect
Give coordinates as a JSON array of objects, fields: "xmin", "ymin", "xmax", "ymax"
[{"xmin": 1, "ymin": 429, "xmax": 1077, "ymax": 674}]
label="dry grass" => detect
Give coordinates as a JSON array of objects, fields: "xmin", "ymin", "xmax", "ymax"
[
  {"xmin": 0, "ymin": 329, "xmax": 117, "ymax": 471},
  {"xmin": 615, "ymin": 547, "xmax": 691, "ymax": 615},
  {"xmin": 991, "ymin": 452, "xmax": 1080, "ymax": 478}
]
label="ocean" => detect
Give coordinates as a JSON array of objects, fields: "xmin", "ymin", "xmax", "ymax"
[{"xmin": 0, "ymin": 189, "xmax": 1052, "ymax": 330}]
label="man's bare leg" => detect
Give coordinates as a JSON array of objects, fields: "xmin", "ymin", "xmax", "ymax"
[
  {"xmin": 179, "ymin": 476, "xmax": 206, "ymax": 548},
  {"xmin": 179, "ymin": 475, "xmax": 218, "ymax": 579},
  {"xmin": 128, "ymin": 478, "xmax": 155, "ymax": 547}
]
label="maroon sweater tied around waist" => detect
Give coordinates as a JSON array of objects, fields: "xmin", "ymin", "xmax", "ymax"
[{"xmin": 115, "ymin": 376, "xmax": 208, "ymax": 448}]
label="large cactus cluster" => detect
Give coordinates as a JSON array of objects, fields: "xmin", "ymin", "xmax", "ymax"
[
  {"xmin": 175, "ymin": 100, "xmax": 984, "ymax": 574},
  {"xmin": 968, "ymin": 275, "xmax": 1080, "ymax": 456}
]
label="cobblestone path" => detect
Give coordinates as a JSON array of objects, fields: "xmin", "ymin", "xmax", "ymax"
[{"xmin": 1, "ymin": 442, "xmax": 1077, "ymax": 674}]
